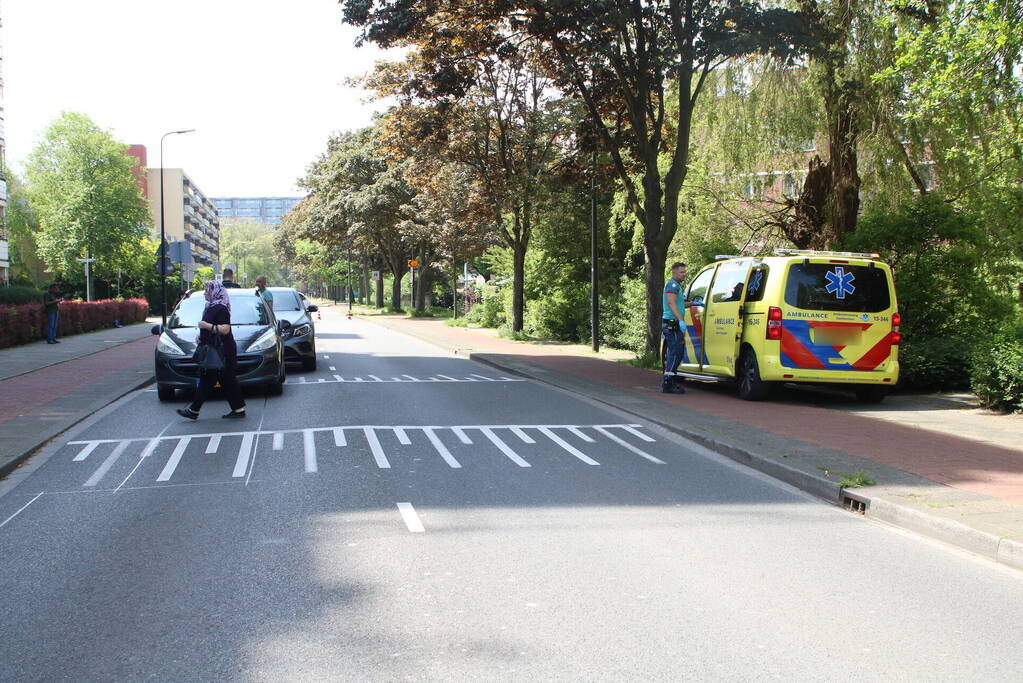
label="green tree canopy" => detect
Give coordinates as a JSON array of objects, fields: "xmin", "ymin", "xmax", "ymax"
[{"xmin": 24, "ymin": 112, "xmax": 151, "ymax": 282}]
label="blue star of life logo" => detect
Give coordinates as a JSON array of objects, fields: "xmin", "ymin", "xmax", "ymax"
[{"xmin": 825, "ymin": 267, "xmax": 856, "ymax": 299}]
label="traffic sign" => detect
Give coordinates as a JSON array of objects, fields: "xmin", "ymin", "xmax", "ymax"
[
  {"xmin": 408, "ymin": 259, "xmax": 420, "ymax": 268},
  {"xmin": 155, "ymin": 258, "xmax": 174, "ymax": 276},
  {"xmin": 371, "ymin": 270, "xmax": 381, "ymax": 281}
]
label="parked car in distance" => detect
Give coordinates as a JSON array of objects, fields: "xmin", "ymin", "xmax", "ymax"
[
  {"xmin": 266, "ymin": 287, "xmax": 318, "ymax": 371},
  {"xmin": 151, "ymin": 290, "xmax": 291, "ymax": 401}
]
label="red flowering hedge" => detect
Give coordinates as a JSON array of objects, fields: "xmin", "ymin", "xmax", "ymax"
[{"xmin": 0, "ymin": 298, "xmax": 150, "ymax": 349}]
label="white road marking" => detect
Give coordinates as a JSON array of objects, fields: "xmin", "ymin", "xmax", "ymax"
[
  {"xmin": 396, "ymin": 502, "xmax": 425, "ymax": 533},
  {"xmin": 157, "ymin": 437, "xmax": 192, "ymax": 482},
  {"xmin": 354, "ymin": 377, "xmax": 364, "ymax": 382},
  {"xmin": 437, "ymin": 375, "xmax": 458, "ymax": 381},
  {"xmin": 84, "ymin": 441, "xmax": 130, "ymax": 487},
  {"xmin": 402, "ymin": 375, "xmax": 420, "ymax": 382},
  {"xmin": 622, "ymin": 425, "xmax": 656, "ymax": 443},
  {"xmin": 139, "ymin": 438, "xmax": 160, "ymax": 460},
  {"xmin": 394, "ymin": 428, "xmax": 412, "ymax": 445},
  {"xmin": 471, "ymin": 374, "xmax": 495, "ymax": 381},
  {"xmin": 303, "ymin": 430, "xmax": 318, "ymax": 473},
  {"xmin": 334, "ymin": 374, "xmax": 344, "ymax": 381},
  {"xmin": 333, "ymin": 428, "xmax": 346, "ymax": 447},
  {"xmin": 595, "ymin": 427, "xmax": 665, "ymax": 464},
  {"xmin": 317, "ymin": 378, "xmax": 326, "ymax": 383},
  {"xmin": 272, "ymin": 432, "xmax": 284, "ymax": 450},
  {"xmin": 423, "ymin": 428, "xmax": 461, "ymax": 468},
  {"xmin": 364, "ymin": 428, "xmax": 390, "ymax": 468},
  {"xmin": 0, "ymin": 492, "xmax": 44, "ymax": 529},
  {"xmin": 451, "ymin": 427, "xmax": 473, "ymax": 444},
  {"xmin": 233, "ymin": 433, "xmax": 255, "ymax": 478},
  {"xmin": 329, "ymin": 366, "xmax": 337, "ymax": 371},
  {"xmin": 568, "ymin": 427, "xmax": 596, "ymax": 443},
  {"xmin": 538, "ymin": 427, "xmax": 599, "ymax": 465},
  {"xmin": 481, "ymin": 428, "xmax": 531, "ymax": 467},
  {"xmin": 369, "ymin": 375, "xmax": 382, "ymax": 382},
  {"xmin": 206, "ymin": 435, "xmax": 221, "ymax": 454},
  {"xmin": 73, "ymin": 442, "xmax": 99, "ymax": 461},
  {"xmin": 510, "ymin": 427, "xmax": 536, "ymax": 444}
]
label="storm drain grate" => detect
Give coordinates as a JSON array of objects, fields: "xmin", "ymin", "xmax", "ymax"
[{"xmin": 840, "ymin": 491, "xmax": 869, "ymax": 515}]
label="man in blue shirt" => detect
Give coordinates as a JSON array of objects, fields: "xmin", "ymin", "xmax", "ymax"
[
  {"xmin": 661, "ymin": 262, "xmax": 688, "ymax": 394},
  {"xmin": 255, "ymin": 276, "xmax": 274, "ymax": 310}
]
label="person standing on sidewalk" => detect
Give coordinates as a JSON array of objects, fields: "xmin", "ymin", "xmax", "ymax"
[
  {"xmin": 221, "ymin": 268, "xmax": 241, "ymax": 289},
  {"xmin": 176, "ymin": 280, "xmax": 246, "ymax": 420},
  {"xmin": 43, "ymin": 284, "xmax": 63, "ymax": 344},
  {"xmin": 661, "ymin": 262, "xmax": 688, "ymax": 394},
  {"xmin": 255, "ymin": 275, "xmax": 273, "ymax": 311}
]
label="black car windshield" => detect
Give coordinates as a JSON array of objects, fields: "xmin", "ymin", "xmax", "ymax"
[
  {"xmin": 270, "ymin": 290, "xmax": 302, "ymax": 311},
  {"xmin": 168, "ymin": 294, "xmax": 270, "ymax": 328}
]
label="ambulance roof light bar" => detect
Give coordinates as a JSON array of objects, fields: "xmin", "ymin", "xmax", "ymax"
[
  {"xmin": 773, "ymin": 248, "xmax": 880, "ymax": 259},
  {"xmin": 713, "ymin": 254, "xmax": 741, "ymax": 261}
]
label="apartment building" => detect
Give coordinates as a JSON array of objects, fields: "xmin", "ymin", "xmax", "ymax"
[
  {"xmin": 211, "ymin": 196, "xmax": 300, "ymax": 225},
  {"xmin": 144, "ymin": 167, "xmax": 220, "ymax": 270},
  {"xmin": 0, "ymin": 6, "xmax": 8, "ymax": 285}
]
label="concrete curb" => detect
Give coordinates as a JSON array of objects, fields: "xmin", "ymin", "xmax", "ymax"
[
  {"xmin": 0, "ymin": 373, "xmax": 154, "ymax": 481},
  {"xmin": 356, "ymin": 313, "xmax": 1023, "ymax": 573}
]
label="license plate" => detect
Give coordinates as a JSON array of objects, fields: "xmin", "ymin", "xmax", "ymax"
[{"xmin": 812, "ymin": 327, "xmax": 861, "ymax": 346}]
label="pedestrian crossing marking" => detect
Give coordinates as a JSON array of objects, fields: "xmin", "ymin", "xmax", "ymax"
[
  {"xmin": 66, "ymin": 424, "xmax": 661, "ymax": 487},
  {"xmin": 284, "ymin": 373, "xmax": 525, "ymax": 385}
]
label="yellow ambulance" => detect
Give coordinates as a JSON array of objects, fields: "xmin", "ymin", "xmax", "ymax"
[{"xmin": 671, "ymin": 250, "xmax": 901, "ymax": 402}]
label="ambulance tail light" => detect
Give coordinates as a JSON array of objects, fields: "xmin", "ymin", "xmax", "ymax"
[
  {"xmin": 767, "ymin": 306, "xmax": 783, "ymax": 340},
  {"xmin": 891, "ymin": 313, "xmax": 902, "ymax": 345}
]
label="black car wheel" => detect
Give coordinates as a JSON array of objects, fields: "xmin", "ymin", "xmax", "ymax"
[
  {"xmin": 737, "ymin": 348, "xmax": 770, "ymax": 401},
  {"xmin": 854, "ymin": 386, "xmax": 887, "ymax": 404},
  {"xmin": 266, "ymin": 365, "xmax": 285, "ymax": 396},
  {"xmin": 157, "ymin": 384, "xmax": 176, "ymax": 402}
]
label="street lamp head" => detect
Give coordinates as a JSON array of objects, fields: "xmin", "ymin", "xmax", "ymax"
[{"xmin": 174, "ymin": 129, "xmax": 196, "ymax": 135}]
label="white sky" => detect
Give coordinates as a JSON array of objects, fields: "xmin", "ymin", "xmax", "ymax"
[{"xmin": 3, "ymin": 0, "xmax": 394, "ymax": 197}]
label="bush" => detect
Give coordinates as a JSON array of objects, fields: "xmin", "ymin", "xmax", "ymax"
[
  {"xmin": 0, "ymin": 285, "xmax": 44, "ymax": 305},
  {"xmin": 466, "ymin": 284, "xmax": 507, "ymax": 328},
  {"xmin": 0, "ymin": 298, "xmax": 150, "ymax": 349},
  {"xmin": 897, "ymin": 335, "xmax": 973, "ymax": 391},
  {"xmin": 970, "ymin": 318, "xmax": 1023, "ymax": 412},
  {"xmin": 600, "ymin": 276, "xmax": 647, "ymax": 353},
  {"xmin": 523, "ymin": 282, "xmax": 590, "ymax": 342}
]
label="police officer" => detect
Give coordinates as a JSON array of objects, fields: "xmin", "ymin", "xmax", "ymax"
[{"xmin": 661, "ymin": 262, "xmax": 688, "ymax": 394}]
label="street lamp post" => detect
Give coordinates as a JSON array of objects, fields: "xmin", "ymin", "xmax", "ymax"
[{"xmin": 160, "ymin": 129, "xmax": 195, "ymax": 327}]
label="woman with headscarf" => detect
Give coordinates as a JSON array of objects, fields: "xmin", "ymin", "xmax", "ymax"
[{"xmin": 176, "ymin": 280, "xmax": 246, "ymax": 420}]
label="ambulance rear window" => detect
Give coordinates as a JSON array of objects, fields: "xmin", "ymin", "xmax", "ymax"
[{"xmin": 785, "ymin": 263, "xmax": 890, "ymax": 312}]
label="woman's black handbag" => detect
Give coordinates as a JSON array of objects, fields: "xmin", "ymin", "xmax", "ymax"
[{"xmin": 193, "ymin": 332, "xmax": 225, "ymax": 373}]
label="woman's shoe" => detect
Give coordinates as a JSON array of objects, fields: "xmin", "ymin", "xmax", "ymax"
[
  {"xmin": 222, "ymin": 410, "xmax": 246, "ymax": 419},
  {"xmin": 176, "ymin": 408, "xmax": 199, "ymax": 420}
]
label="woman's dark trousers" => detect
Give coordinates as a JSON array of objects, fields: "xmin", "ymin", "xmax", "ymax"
[{"xmin": 188, "ymin": 364, "xmax": 245, "ymax": 413}]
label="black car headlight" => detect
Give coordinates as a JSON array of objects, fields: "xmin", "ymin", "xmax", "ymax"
[{"xmin": 291, "ymin": 323, "xmax": 311, "ymax": 338}]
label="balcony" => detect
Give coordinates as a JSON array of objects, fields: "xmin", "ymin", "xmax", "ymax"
[
  {"xmin": 0, "ymin": 178, "xmax": 6, "ymax": 202},
  {"xmin": 0, "ymin": 240, "xmax": 9, "ymax": 263}
]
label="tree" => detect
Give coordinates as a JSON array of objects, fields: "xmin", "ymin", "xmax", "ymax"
[
  {"xmin": 4, "ymin": 175, "xmax": 48, "ymax": 285},
  {"xmin": 24, "ymin": 112, "xmax": 150, "ymax": 283},
  {"xmin": 342, "ymin": 0, "xmax": 820, "ymax": 353},
  {"xmin": 219, "ymin": 220, "xmax": 290, "ymax": 287}
]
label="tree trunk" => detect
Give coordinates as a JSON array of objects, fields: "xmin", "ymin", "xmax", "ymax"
[
  {"xmin": 390, "ymin": 271, "xmax": 404, "ymax": 311},
  {"xmin": 375, "ymin": 272, "xmax": 384, "ymax": 308},
  {"xmin": 361, "ymin": 264, "xmax": 370, "ymax": 305},
  {"xmin": 414, "ymin": 266, "xmax": 431, "ymax": 313},
  {"xmin": 512, "ymin": 242, "xmax": 526, "ymax": 332},
  {"xmin": 644, "ymin": 246, "xmax": 667, "ymax": 360}
]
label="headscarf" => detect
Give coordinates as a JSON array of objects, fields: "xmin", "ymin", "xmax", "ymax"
[{"xmin": 204, "ymin": 280, "xmax": 231, "ymax": 312}]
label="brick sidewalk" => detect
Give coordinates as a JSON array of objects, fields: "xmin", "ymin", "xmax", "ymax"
[{"xmin": 363, "ymin": 313, "xmax": 1023, "ymax": 506}]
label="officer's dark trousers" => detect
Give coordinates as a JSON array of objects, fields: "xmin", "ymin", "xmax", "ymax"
[
  {"xmin": 661, "ymin": 320, "xmax": 686, "ymax": 376},
  {"xmin": 189, "ymin": 363, "xmax": 245, "ymax": 413}
]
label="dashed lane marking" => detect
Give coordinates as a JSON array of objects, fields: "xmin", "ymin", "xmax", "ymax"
[
  {"xmin": 66, "ymin": 424, "xmax": 659, "ymax": 486},
  {"xmin": 396, "ymin": 502, "xmax": 425, "ymax": 533}
]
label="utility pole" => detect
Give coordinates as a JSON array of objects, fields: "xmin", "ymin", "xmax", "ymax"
[
  {"xmin": 159, "ymin": 128, "xmax": 195, "ymax": 326},
  {"xmin": 590, "ymin": 149, "xmax": 599, "ymax": 352},
  {"xmin": 76, "ymin": 252, "xmax": 97, "ymax": 302}
]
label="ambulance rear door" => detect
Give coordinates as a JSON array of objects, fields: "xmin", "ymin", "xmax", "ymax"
[{"xmin": 701, "ymin": 259, "xmax": 755, "ymax": 377}]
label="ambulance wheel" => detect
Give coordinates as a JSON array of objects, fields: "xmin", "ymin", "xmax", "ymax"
[
  {"xmin": 854, "ymin": 386, "xmax": 887, "ymax": 404},
  {"xmin": 156, "ymin": 384, "xmax": 175, "ymax": 402},
  {"xmin": 737, "ymin": 349, "xmax": 770, "ymax": 401}
]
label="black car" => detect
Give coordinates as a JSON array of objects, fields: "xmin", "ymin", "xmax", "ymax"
[
  {"xmin": 266, "ymin": 287, "xmax": 319, "ymax": 371},
  {"xmin": 152, "ymin": 290, "xmax": 290, "ymax": 401}
]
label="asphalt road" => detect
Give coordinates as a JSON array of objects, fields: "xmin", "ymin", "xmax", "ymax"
[{"xmin": 2, "ymin": 313, "xmax": 1022, "ymax": 681}]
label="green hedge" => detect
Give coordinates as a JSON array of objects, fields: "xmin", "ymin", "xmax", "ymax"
[
  {"xmin": 898, "ymin": 335, "xmax": 973, "ymax": 391},
  {"xmin": 0, "ymin": 285, "xmax": 44, "ymax": 305},
  {"xmin": 970, "ymin": 318, "xmax": 1023, "ymax": 412}
]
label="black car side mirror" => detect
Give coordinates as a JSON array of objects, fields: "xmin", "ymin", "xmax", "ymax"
[
  {"xmin": 151, "ymin": 324, "xmax": 163, "ymax": 335},
  {"xmin": 306, "ymin": 304, "xmax": 318, "ymax": 313}
]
